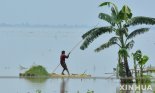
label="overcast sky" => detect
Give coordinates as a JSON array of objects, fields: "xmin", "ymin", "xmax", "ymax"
[{"xmin": 0, "ymin": 0, "xmax": 155, "ymax": 25}]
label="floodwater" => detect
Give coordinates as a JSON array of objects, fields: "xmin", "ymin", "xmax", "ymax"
[
  {"xmin": 0, "ymin": 77, "xmax": 119, "ymax": 93},
  {"xmin": 1, "ymin": 77, "xmax": 155, "ymax": 93},
  {"xmin": 0, "ymin": 27, "xmax": 155, "ymax": 93}
]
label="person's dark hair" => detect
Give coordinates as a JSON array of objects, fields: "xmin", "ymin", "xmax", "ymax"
[{"xmin": 62, "ymin": 50, "xmax": 65, "ymax": 54}]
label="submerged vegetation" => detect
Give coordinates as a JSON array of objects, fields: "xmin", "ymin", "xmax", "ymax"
[
  {"xmin": 20, "ymin": 65, "xmax": 49, "ymax": 77},
  {"xmin": 77, "ymin": 90, "xmax": 94, "ymax": 93},
  {"xmin": 86, "ymin": 90, "xmax": 94, "ymax": 93},
  {"xmin": 36, "ymin": 90, "xmax": 42, "ymax": 93},
  {"xmin": 35, "ymin": 90, "xmax": 94, "ymax": 93}
]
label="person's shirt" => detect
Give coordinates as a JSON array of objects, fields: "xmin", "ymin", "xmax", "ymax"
[{"xmin": 60, "ymin": 54, "xmax": 69, "ymax": 62}]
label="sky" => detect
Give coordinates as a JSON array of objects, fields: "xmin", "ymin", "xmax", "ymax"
[
  {"xmin": 0, "ymin": 0, "xmax": 155, "ymax": 25},
  {"xmin": 0, "ymin": 0, "xmax": 155, "ymax": 76}
]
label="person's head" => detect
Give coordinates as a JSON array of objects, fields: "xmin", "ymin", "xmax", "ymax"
[{"xmin": 62, "ymin": 50, "xmax": 65, "ymax": 54}]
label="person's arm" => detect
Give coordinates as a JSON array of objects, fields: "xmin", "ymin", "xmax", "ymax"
[{"xmin": 65, "ymin": 52, "xmax": 70, "ymax": 58}]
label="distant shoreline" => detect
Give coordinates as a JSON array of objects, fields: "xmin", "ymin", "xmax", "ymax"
[
  {"xmin": 0, "ymin": 23, "xmax": 155, "ymax": 29},
  {"xmin": 0, "ymin": 23, "xmax": 91, "ymax": 28}
]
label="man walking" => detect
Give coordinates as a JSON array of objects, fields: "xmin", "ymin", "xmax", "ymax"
[{"xmin": 60, "ymin": 50, "xmax": 70, "ymax": 75}]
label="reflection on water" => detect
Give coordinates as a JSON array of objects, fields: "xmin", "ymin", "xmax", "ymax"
[
  {"xmin": 0, "ymin": 78, "xmax": 119, "ymax": 93},
  {"xmin": 25, "ymin": 78, "xmax": 48, "ymax": 83},
  {"xmin": 1, "ymin": 77, "xmax": 155, "ymax": 93},
  {"xmin": 60, "ymin": 78, "xmax": 68, "ymax": 93}
]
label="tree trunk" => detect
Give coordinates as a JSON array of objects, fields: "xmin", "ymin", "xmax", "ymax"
[
  {"xmin": 140, "ymin": 65, "xmax": 143, "ymax": 84},
  {"xmin": 133, "ymin": 58, "xmax": 138, "ymax": 84},
  {"xmin": 118, "ymin": 54, "xmax": 126, "ymax": 83},
  {"xmin": 124, "ymin": 56, "xmax": 133, "ymax": 83}
]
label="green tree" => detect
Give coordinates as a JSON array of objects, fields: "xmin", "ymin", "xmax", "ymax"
[{"xmin": 80, "ymin": 2, "xmax": 155, "ymax": 82}]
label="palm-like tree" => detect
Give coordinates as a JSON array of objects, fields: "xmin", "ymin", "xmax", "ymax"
[{"xmin": 80, "ymin": 2, "xmax": 155, "ymax": 81}]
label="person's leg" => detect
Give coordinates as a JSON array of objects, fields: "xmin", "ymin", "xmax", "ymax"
[
  {"xmin": 62, "ymin": 69, "xmax": 65, "ymax": 75},
  {"xmin": 66, "ymin": 68, "xmax": 70, "ymax": 75},
  {"xmin": 61, "ymin": 62, "xmax": 65, "ymax": 75},
  {"xmin": 64, "ymin": 62, "xmax": 70, "ymax": 75}
]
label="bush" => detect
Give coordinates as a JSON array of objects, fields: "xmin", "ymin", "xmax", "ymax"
[{"xmin": 24, "ymin": 65, "xmax": 49, "ymax": 77}]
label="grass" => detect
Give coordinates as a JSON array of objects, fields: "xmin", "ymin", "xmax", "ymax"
[{"xmin": 20, "ymin": 65, "xmax": 49, "ymax": 77}]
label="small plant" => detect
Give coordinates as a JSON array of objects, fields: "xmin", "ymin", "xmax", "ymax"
[
  {"xmin": 132, "ymin": 50, "xmax": 149, "ymax": 84},
  {"xmin": 77, "ymin": 90, "xmax": 94, "ymax": 93},
  {"xmin": 87, "ymin": 90, "xmax": 94, "ymax": 93},
  {"xmin": 36, "ymin": 89, "xmax": 41, "ymax": 93}
]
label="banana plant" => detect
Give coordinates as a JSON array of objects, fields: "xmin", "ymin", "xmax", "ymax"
[
  {"xmin": 80, "ymin": 2, "xmax": 155, "ymax": 83},
  {"xmin": 132, "ymin": 50, "xmax": 149, "ymax": 83},
  {"xmin": 139, "ymin": 55, "xmax": 149, "ymax": 77},
  {"xmin": 132, "ymin": 50, "xmax": 142, "ymax": 83}
]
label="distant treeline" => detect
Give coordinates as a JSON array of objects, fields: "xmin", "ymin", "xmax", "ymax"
[{"xmin": 0, "ymin": 23, "xmax": 91, "ymax": 28}]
